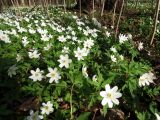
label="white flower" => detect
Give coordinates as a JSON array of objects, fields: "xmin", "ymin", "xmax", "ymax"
[
  {"xmin": 127, "ymin": 33, "xmax": 132, "ymax": 39},
  {"xmin": 82, "ymin": 66, "xmax": 88, "ymax": 78},
  {"xmin": 57, "ymin": 98, "xmax": 63, "ymax": 102},
  {"xmin": 48, "ymin": 34, "xmax": 53, "ymax": 39},
  {"xmin": 10, "ymin": 29, "xmax": 17, "ymax": 36},
  {"xmin": 37, "ymin": 28, "xmax": 48, "ymax": 34},
  {"xmin": 100, "ymin": 84, "xmax": 122, "ymax": 108},
  {"xmin": 73, "ymin": 15, "xmax": 78, "ymax": 19},
  {"xmin": 40, "ymin": 101, "xmax": 54, "ymax": 115},
  {"xmin": 29, "ymin": 29, "xmax": 36, "ymax": 34},
  {"xmin": 62, "ymin": 47, "xmax": 69, "ymax": 53},
  {"xmin": 111, "ymin": 26, "xmax": 114, "ymax": 29},
  {"xmin": 22, "ymin": 36, "xmax": 29, "ymax": 47},
  {"xmin": 138, "ymin": 42, "xmax": 143, "ymax": 51},
  {"xmin": 58, "ymin": 54, "xmax": 72, "ymax": 68},
  {"xmin": 92, "ymin": 75, "xmax": 97, "ymax": 82},
  {"xmin": 28, "ymin": 50, "xmax": 40, "ymax": 59},
  {"xmin": 67, "ymin": 26, "xmax": 72, "ymax": 31},
  {"xmin": 0, "ymin": 31, "xmax": 11, "ymax": 43},
  {"xmin": 27, "ymin": 24, "xmax": 32, "ymax": 28},
  {"xmin": 44, "ymin": 43, "xmax": 52, "ymax": 51},
  {"xmin": 46, "ymin": 68, "xmax": 61, "ymax": 83},
  {"xmin": 77, "ymin": 21, "xmax": 84, "ymax": 26},
  {"xmin": 155, "ymin": 113, "xmax": 160, "ymax": 120},
  {"xmin": 119, "ymin": 55, "xmax": 124, "ymax": 60},
  {"xmin": 58, "ymin": 35, "xmax": 67, "ymax": 42},
  {"xmin": 71, "ymin": 31, "xmax": 76, "ymax": 36},
  {"xmin": 82, "ymin": 48, "xmax": 90, "ymax": 56},
  {"xmin": 83, "ymin": 38, "xmax": 94, "ymax": 49},
  {"xmin": 18, "ymin": 27, "xmax": 26, "ymax": 33},
  {"xmin": 24, "ymin": 17, "xmax": 29, "ymax": 22},
  {"xmin": 139, "ymin": 72, "xmax": 156, "ymax": 87},
  {"xmin": 78, "ymin": 26, "xmax": 82, "ymax": 30},
  {"xmin": 26, "ymin": 110, "xmax": 43, "ymax": 120},
  {"xmin": 106, "ymin": 31, "xmax": 111, "ymax": 37},
  {"xmin": 66, "ymin": 35, "xmax": 71, "ymax": 39},
  {"xmin": 16, "ymin": 54, "xmax": 22, "ymax": 62},
  {"xmin": 8, "ymin": 65, "xmax": 18, "ymax": 77},
  {"xmin": 74, "ymin": 47, "xmax": 88, "ymax": 61},
  {"xmin": 29, "ymin": 68, "xmax": 44, "ymax": 82},
  {"xmin": 110, "ymin": 47, "xmax": 117, "ymax": 53},
  {"xmin": 111, "ymin": 55, "xmax": 117, "ymax": 62},
  {"xmin": 41, "ymin": 34, "xmax": 50, "ymax": 42},
  {"xmin": 119, "ymin": 34, "xmax": 128, "ymax": 44},
  {"xmin": 92, "ymin": 18, "xmax": 101, "ymax": 28},
  {"xmin": 72, "ymin": 36, "xmax": 77, "ymax": 41},
  {"xmin": 83, "ymin": 30, "xmax": 89, "ymax": 36},
  {"xmin": 41, "ymin": 22, "xmax": 46, "ymax": 27},
  {"xmin": 57, "ymin": 28, "xmax": 62, "ymax": 33},
  {"xmin": 91, "ymin": 31, "xmax": 98, "ymax": 38}
]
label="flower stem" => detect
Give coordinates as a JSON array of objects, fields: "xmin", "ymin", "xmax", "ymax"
[{"xmin": 70, "ymin": 83, "xmax": 75, "ymax": 120}]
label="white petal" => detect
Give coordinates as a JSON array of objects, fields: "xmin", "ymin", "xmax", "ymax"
[
  {"xmin": 101, "ymin": 98, "xmax": 108, "ymax": 106},
  {"xmin": 111, "ymin": 86, "xmax": 118, "ymax": 92},
  {"xmin": 46, "ymin": 73, "xmax": 50, "ymax": 77},
  {"xmin": 108, "ymin": 100, "xmax": 113, "ymax": 108},
  {"xmin": 29, "ymin": 110, "xmax": 34, "ymax": 115},
  {"xmin": 112, "ymin": 98, "xmax": 119, "ymax": 105},
  {"xmin": 48, "ymin": 67, "xmax": 53, "ymax": 72},
  {"xmin": 30, "ymin": 70, "xmax": 35, "ymax": 74},
  {"xmin": 100, "ymin": 91, "xmax": 107, "ymax": 97},
  {"xmin": 146, "ymin": 81, "xmax": 150, "ymax": 85},
  {"xmin": 49, "ymin": 78, "xmax": 54, "ymax": 83},
  {"xmin": 36, "ymin": 68, "xmax": 40, "ymax": 72},
  {"xmin": 114, "ymin": 92, "xmax": 122, "ymax": 98},
  {"xmin": 105, "ymin": 84, "xmax": 110, "ymax": 91},
  {"xmin": 155, "ymin": 113, "xmax": 160, "ymax": 120}
]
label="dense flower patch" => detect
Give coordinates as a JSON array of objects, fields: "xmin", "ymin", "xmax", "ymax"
[{"xmin": 0, "ymin": 7, "xmax": 159, "ymax": 120}]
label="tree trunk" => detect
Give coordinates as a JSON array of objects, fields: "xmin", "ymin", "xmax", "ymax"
[
  {"xmin": 74, "ymin": 0, "xmax": 122, "ymax": 11},
  {"xmin": 0, "ymin": 0, "xmax": 2, "ymax": 13}
]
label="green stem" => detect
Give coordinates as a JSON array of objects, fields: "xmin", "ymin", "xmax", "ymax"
[{"xmin": 70, "ymin": 83, "xmax": 75, "ymax": 120}]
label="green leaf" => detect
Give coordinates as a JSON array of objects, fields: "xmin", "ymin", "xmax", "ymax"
[
  {"xmin": 102, "ymin": 104, "xmax": 108, "ymax": 117},
  {"xmin": 77, "ymin": 112, "xmax": 91, "ymax": 120},
  {"xmin": 64, "ymin": 93, "xmax": 71, "ymax": 102}
]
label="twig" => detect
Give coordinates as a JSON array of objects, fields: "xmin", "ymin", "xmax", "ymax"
[
  {"xmin": 112, "ymin": 0, "xmax": 118, "ymax": 28},
  {"xmin": 101, "ymin": 0, "xmax": 105, "ymax": 16},
  {"xmin": 150, "ymin": 0, "xmax": 160, "ymax": 45},
  {"xmin": 92, "ymin": 109, "xmax": 98, "ymax": 120},
  {"xmin": 115, "ymin": 0, "xmax": 124, "ymax": 37}
]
